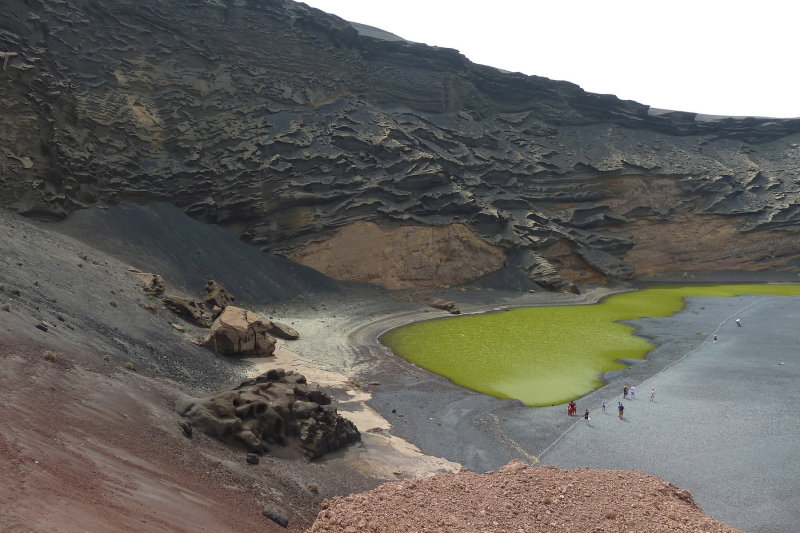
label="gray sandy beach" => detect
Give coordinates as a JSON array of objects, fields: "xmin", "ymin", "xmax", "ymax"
[
  {"xmin": 272, "ymin": 288, "xmax": 800, "ymax": 533},
  {"xmin": 540, "ymin": 293, "xmax": 800, "ymax": 533}
]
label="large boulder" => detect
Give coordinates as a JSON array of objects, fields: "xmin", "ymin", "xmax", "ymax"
[
  {"xmin": 164, "ymin": 294, "xmax": 211, "ymax": 327},
  {"xmin": 266, "ymin": 321, "xmax": 300, "ymax": 340},
  {"xmin": 429, "ymin": 298, "xmax": 460, "ymax": 314},
  {"xmin": 203, "ymin": 306, "xmax": 276, "ymax": 356},
  {"xmin": 179, "ymin": 368, "xmax": 360, "ymax": 459}
]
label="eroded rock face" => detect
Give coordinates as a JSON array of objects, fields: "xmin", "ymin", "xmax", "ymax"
[
  {"xmin": 203, "ymin": 305, "xmax": 276, "ymax": 356},
  {"xmin": 3, "ymin": 0, "xmax": 800, "ymax": 288},
  {"xmin": 164, "ymin": 294, "xmax": 211, "ymax": 327},
  {"xmin": 180, "ymin": 368, "xmax": 360, "ymax": 460}
]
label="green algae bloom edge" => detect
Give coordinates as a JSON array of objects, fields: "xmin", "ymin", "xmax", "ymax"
[{"xmin": 379, "ymin": 284, "xmax": 800, "ymax": 407}]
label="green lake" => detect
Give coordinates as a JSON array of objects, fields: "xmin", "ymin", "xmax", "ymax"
[{"xmin": 379, "ymin": 284, "xmax": 800, "ymax": 406}]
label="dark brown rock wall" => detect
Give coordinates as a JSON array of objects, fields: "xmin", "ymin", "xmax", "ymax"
[{"xmin": 3, "ymin": 0, "xmax": 800, "ymax": 287}]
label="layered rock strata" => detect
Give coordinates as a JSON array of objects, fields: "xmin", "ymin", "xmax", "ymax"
[{"xmin": 3, "ymin": 0, "xmax": 800, "ymax": 288}]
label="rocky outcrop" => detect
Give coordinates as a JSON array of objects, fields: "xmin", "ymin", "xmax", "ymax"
[
  {"xmin": 202, "ymin": 305, "xmax": 276, "ymax": 356},
  {"xmin": 179, "ymin": 368, "xmax": 360, "ymax": 460},
  {"xmin": 3, "ymin": 0, "xmax": 800, "ymax": 289},
  {"xmin": 164, "ymin": 294, "xmax": 211, "ymax": 327},
  {"xmin": 129, "ymin": 268, "xmax": 166, "ymax": 296},
  {"xmin": 203, "ymin": 280, "xmax": 235, "ymax": 315}
]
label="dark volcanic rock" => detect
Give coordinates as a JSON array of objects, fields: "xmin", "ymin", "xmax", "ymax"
[
  {"xmin": 575, "ymin": 248, "xmax": 635, "ymax": 280},
  {"xmin": 180, "ymin": 368, "xmax": 360, "ymax": 460},
  {"xmin": 429, "ymin": 298, "xmax": 460, "ymax": 314},
  {"xmin": 262, "ymin": 507, "xmax": 289, "ymax": 528},
  {"xmin": 3, "ymin": 0, "xmax": 800, "ymax": 287},
  {"xmin": 164, "ymin": 294, "xmax": 211, "ymax": 327}
]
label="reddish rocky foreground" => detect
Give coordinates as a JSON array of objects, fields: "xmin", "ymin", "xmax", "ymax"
[{"xmin": 309, "ymin": 460, "xmax": 742, "ymax": 533}]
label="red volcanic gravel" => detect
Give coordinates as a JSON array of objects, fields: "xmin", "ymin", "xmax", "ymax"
[{"xmin": 308, "ymin": 460, "xmax": 742, "ymax": 533}]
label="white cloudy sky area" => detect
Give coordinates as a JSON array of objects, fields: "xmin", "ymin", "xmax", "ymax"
[{"xmin": 299, "ymin": 0, "xmax": 800, "ymax": 118}]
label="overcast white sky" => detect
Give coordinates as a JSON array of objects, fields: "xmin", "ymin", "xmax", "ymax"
[{"xmin": 300, "ymin": 0, "xmax": 800, "ymax": 118}]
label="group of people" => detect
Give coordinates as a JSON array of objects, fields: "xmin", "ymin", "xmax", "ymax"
[
  {"xmin": 565, "ymin": 318, "xmax": 741, "ymax": 425},
  {"xmin": 568, "ymin": 386, "xmax": 657, "ymax": 424},
  {"xmin": 567, "ymin": 401, "xmax": 578, "ymax": 416}
]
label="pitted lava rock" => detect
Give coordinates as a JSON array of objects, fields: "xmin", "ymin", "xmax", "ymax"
[{"xmin": 180, "ymin": 368, "xmax": 360, "ymax": 460}]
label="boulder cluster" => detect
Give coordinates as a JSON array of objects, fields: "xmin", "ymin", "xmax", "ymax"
[
  {"xmin": 129, "ymin": 269, "xmax": 296, "ymax": 357},
  {"xmin": 180, "ymin": 369, "xmax": 360, "ymax": 460},
  {"xmin": 129, "ymin": 268, "xmax": 356, "ymax": 460}
]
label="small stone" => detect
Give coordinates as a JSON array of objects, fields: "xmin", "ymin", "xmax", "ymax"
[
  {"xmin": 261, "ymin": 507, "xmax": 288, "ymax": 528},
  {"xmin": 246, "ymin": 453, "xmax": 260, "ymax": 465},
  {"xmin": 109, "ymin": 300, "xmax": 118, "ymax": 307},
  {"xmin": 179, "ymin": 420, "xmax": 193, "ymax": 438},
  {"xmin": 35, "ymin": 323, "xmax": 48, "ymax": 332}
]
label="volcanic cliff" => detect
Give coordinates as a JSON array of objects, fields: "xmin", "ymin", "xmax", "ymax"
[{"xmin": 3, "ymin": 0, "xmax": 800, "ymax": 289}]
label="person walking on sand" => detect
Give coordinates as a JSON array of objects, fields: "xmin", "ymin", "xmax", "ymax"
[
  {"xmin": 736, "ymin": 318, "xmax": 742, "ymax": 327},
  {"xmin": 713, "ymin": 334, "xmax": 718, "ymax": 343},
  {"xmin": 584, "ymin": 409, "xmax": 590, "ymax": 425},
  {"xmin": 623, "ymin": 385, "xmax": 628, "ymax": 399},
  {"xmin": 602, "ymin": 400, "xmax": 607, "ymax": 413},
  {"xmin": 630, "ymin": 386, "xmax": 636, "ymax": 399},
  {"xmin": 618, "ymin": 402, "xmax": 625, "ymax": 419},
  {"xmin": 650, "ymin": 388, "xmax": 655, "ymax": 402}
]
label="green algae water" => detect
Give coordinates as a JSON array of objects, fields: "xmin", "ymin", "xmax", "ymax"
[{"xmin": 380, "ymin": 284, "xmax": 800, "ymax": 407}]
